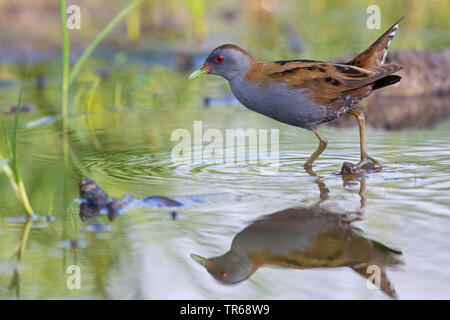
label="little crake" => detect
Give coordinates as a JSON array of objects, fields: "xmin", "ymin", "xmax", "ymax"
[{"xmin": 189, "ymin": 18, "xmax": 405, "ymax": 170}]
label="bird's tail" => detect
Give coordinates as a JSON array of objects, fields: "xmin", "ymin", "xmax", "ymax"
[
  {"xmin": 351, "ymin": 263, "xmax": 399, "ymax": 299},
  {"xmin": 347, "ymin": 17, "xmax": 404, "ymax": 69}
]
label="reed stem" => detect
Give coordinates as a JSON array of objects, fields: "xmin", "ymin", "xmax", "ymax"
[{"xmin": 60, "ymin": 0, "xmax": 70, "ymax": 118}]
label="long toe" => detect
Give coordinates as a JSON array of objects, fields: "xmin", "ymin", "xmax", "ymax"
[
  {"xmin": 367, "ymin": 155, "xmax": 382, "ymax": 169},
  {"xmin": 341, "ymin": 157, "xmax": 382, "ymax": 174}
]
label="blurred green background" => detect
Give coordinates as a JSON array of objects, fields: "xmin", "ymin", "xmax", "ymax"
[{"xmin": 0, "ymin": 0, "xmax": 448, "ymax": 61}]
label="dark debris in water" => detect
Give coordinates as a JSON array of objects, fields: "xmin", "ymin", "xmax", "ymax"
[
  {"xmin": 142, "ymin": 196, "xmax": 183, "ymax": 208},
  {"xmin": 79, "ymin": 178, "xmax": 108, "ymax": 203},
  {"xmin": 78, "ymin": 178, "xmax": 182, "ymax": 222}
]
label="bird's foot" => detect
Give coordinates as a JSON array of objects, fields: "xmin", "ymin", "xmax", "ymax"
[{"xmin": 340, "ymin": 156, "xmax": 382, "ymax": 175}]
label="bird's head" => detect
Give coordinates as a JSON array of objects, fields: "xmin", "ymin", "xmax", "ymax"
[
  {"xmin": 189, "ymin": 44, "xmax": 253, "ymax": 81},
  {"xmin": 191, "ymin": 252, "xmax": 255, "ymax": 284}
]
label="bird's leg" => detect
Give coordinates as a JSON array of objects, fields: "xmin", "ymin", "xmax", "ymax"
[
  {"xmin": 304, "ymin": 165, "xmax": 329, "ymax": 204},
  {"xmin": 304, "ymin": 128, "xmax": 328, "ymax": 168},
  {"xmin": 347, "ymin": 110, "xmax": 381, "ymax": 169}
]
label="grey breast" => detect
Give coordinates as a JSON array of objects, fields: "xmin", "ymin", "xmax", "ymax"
[{"xmin": 229, "ymin": 79, "xmax": 328, "ymax": 130}]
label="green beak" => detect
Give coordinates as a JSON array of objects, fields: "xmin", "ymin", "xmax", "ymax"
[
  {"xmin": 191, "ymin": 253, "xmax": 209, "ymax": 267},
  {"xmin": 188, "ymin": 65, "xmax": 211, "ymax": 80}
]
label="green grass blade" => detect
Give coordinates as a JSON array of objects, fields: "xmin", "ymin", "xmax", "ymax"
[
  {"xmin": 17, "ymin": 177, "xmax": 34, "ymax": 216},
  {"xmin": 18, "ymin": 219, "xmax": 33, "ymax": 260},
  {"xmin": 3, "ymin": 72, "xmax": 35, "ymax": 216},
  {"xmin": 0, "ymin": 153, "xmax": 19, "ymax": 197},
  {"xmin": 10, "ymin": 75, "xmax": 26, "ymax": 179},
  {"xmin": 68, "ymin": 0, "xmax": 142, "ymax": 85},
  {"xmin": 0, "ymin": 154, "xmax": 33, "ymax": 215},
  {"xmin": 60, "ymin": 0, "xmax": 70, "ymax": 117}
]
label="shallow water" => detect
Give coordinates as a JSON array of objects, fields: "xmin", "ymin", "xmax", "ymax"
[
  {"xmin": 0, "ymin": 0, "xmax": 449, "ymax": 301},
  {"xmin": 1, "ymin": 79, "xmax": 450, "ymax": 299}
]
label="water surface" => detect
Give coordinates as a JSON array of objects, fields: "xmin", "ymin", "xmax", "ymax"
[{"xmin": 1, "ymin": 83, "xmax": 449, "ymax": 299}]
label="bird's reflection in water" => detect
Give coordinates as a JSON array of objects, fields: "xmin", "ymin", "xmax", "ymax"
[{"xmin": 192, "ymin": 168, "xmax": 403, "ymax": 299}]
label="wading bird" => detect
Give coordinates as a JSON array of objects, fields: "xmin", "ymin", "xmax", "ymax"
[{"xmin": 190, "ymin": 18, "xmax": 404, "ymax": 171}]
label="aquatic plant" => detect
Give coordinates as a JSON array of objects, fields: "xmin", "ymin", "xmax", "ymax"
[
  {"xmin": 60, "ymin": 0, "xmax": 70, "ymax": 119},
  {"xmin": 0, "ymin": 77, "xmax": 34, "ymax": 216},
  {"xmin": 59, "ymin": 0, "xmax": 143, "ymax": 116}
]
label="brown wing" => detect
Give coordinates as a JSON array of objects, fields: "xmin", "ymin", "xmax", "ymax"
[
  {"xmin": 299, "ymin": 232, "xmax": 400, "ymax": 299},
  {"xmin": 245, "ymin": 61, "xmax": 403, "ymax": 122},
  {"xmin": 252, "ymin": 61, "xmax": 403, "ymax": 103}
]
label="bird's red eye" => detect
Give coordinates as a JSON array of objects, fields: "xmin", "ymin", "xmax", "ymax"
[
  {"xmin": 215, "ymin": 55, "xmax": 224, "ymax": 63},
  {"xmin": 218, "ymin": 270, "xmax": 227, "ymax": 277}
]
